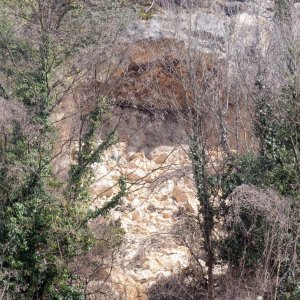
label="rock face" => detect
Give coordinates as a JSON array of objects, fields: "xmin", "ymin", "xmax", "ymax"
[
  {"xmin": 124, "ymin": 0, "xmax": 275, "ymax": 56},
  {"xmin": 53, "ymin": 1, "xmax": 300, "ymax": 298},
  {"xmin": 126, "ymin": 10, "xmax": 226, "ymax": 53},
  {"xmin": 87, "ymin": 108, "xmax": 197, "ymax": 299},
  {"xmin": 103, "ymin": 1, "xmax": 277, "ymax": 150},
  {"xmin": 86, "ymin": 106, "xmax": 236, "ymax": 299}
]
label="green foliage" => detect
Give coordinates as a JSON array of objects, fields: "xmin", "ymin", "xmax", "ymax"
[
  {"xmin": 221, "ymin": 209, "xmax": 266, "ymax": 267},
  {"xmin": 275, "ymin": 0, "xmax": 292, "ymax": 21},
  {"xmin": 0, "ymin": 1, "xmax": 129, "ymax": 298},
  {"xmin": 88, "ymin": 176, "xmax": 127, "ymax": 220},
  {"xmin": 222, "ymin": 65, "xmax": 300, "ymax": 296},
  {"xmin": 49, "ymin": 285, "xmax": 85, "ymax": 300},
  {"xmin": 189, "ymin": 140, "xmax": 214, "ymax": 236},
  {"xmin": 278, "ymin": 265, "xmax": 300, "ymax": 300},
  {"xmin": 253, "ymin": 94, "xmax": 299, "ymax": 196},
  {"xmin": 135, "ymin": 1, "xmax": 156, "ymax": 20},
  {"xmin": 138, "ymin": 10, "xmax": 155, "ymax": 20}
]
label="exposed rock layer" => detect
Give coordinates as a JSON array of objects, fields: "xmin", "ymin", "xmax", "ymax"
[{"xmin": 52, "ymin": 1, "xmax": 300, "ymax": 298}]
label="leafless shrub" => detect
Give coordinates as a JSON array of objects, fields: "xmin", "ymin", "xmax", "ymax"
[
  {"xmin": 224, "ymin": 184, "xmax": 299, "ymax": 299},
  {"xmin": 148, "ymin": 271, "xmax": 207, "ymax": 300},
  {"xmin": 69, "ymin": 219, "xmax": 124, "ymax": 299},
  {"xmin": 230, "ymin": 184, "xmax": 291, "ymax": 226},
  {"xmin": 0, "ymin": 97, "xmax": 34, "ymax": 137}
]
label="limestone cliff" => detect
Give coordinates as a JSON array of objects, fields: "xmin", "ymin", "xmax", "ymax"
[{"xmin": 52, "ymin": 1, "xmax": 300, "ymax": 299}]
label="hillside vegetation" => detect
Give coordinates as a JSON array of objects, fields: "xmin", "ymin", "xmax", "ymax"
[{"xmin": 0, "ymin": 1, "xmax": 299, "ymax": 299}]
